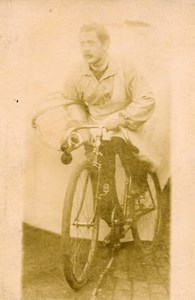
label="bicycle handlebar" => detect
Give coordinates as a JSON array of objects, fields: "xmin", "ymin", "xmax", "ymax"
[
  {"xmin": 60, "ymin": 125, "xmax": 110, "ymax": 165},
  {"xmin": 64, "ymin": 124, "xmax": 108, "ymax": 134},
  {"xmin": 60, "ymin": 124, "xmax": 108, "ymax": 151},
  {"xmin": 33, "ymin": 118, "xmax": 135, "ymax": 165}
]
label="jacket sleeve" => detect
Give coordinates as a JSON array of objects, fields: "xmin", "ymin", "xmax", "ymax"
[
  {"xmin": 119, "ymin": 66, "xmax": 155, "ymax": 130},
  {"xmin": 61, "ymin": 70, "xmax": 89, "ymax": 126}
]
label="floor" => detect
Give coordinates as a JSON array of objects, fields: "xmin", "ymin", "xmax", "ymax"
[{"xmin": 22, "ymin": 186, "xmax": 170, "ymax": 300}]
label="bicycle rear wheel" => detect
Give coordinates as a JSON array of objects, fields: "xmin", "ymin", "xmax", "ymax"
[
  {"xmin": 131, "ymin": 172, "xmax": 162, "ymax": 252},
  {"xmin": 61, "ymin": 160, "xmax": 99, "ymax": 290}
]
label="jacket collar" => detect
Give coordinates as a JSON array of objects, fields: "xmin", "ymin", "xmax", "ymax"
[{"xmin": 81, "ymin": 57, "xmax": 119, "ymax": 80}]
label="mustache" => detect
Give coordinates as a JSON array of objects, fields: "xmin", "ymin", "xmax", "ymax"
[{"xmin": 83, "ymin": 52, "xmax": 93, "ymax": 56}]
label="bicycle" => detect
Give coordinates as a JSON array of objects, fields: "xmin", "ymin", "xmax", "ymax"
[{"xmin": 60, "ymin": 125, "xmax": 162, "ymax": 291}]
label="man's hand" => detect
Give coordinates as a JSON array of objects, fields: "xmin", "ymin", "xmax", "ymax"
[
  {"xmin": 101, "ymin": 112, "xmax": 139, "ymax": 132},
  {"xmin": 102, "ymin": 118, "xmax": 123, "ymax": 131}
]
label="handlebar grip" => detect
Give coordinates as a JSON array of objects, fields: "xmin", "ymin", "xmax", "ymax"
[{"xmin": 61, "ymin": 143, "xmax": 66, "ymax": 152}]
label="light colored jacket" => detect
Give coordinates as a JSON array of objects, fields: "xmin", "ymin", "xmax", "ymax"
[
  {"xmin": 33, "ymin": 57, "xmax": 168, "ymax": 187},
  {"xmin": 62, "ymin": 57, "xmax": 155, "ymax": 129},
  {"xmin": 61, "ymin": 57, "xmax": 160, "ymax": 169}
]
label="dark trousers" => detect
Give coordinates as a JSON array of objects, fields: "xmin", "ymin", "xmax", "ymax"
[{"xmin": 86, "ymin": 137, "xmax": 148, "ymax": 226}]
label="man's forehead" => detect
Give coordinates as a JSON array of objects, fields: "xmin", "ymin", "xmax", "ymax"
[{"xmin": 79, "ymin": 30, "xmax": 99, "ymax": 41}]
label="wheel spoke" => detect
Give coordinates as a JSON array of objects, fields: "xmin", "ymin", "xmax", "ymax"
[
  {"xmin": 61, "ymin": 161, "xmax": 99, "ymax": 288},
  {"xmin": 131, "ymin": 173, "xmax": 162, "ymax": 251}
]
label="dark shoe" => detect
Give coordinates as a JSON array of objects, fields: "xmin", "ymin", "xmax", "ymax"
[
  {"xmin": 130, "ymin": 181, "xmax": 148, "ymax": 212},
  {"xmin": 103, "ymin": 227, "xmax": 125, "ymax": 245},
  {"xmin": 130, "ymin": 180, "xmax": 148, "ymax": 197}
]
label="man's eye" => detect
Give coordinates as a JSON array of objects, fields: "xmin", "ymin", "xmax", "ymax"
[{"xmin": 80, "ymin": 41, "xmax": 95, "ymax": 47}]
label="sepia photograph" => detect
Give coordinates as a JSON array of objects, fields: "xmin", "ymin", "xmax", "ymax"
[{"xmin": 0, "ymin": 1, "xmax": 195, "ymax": 299}]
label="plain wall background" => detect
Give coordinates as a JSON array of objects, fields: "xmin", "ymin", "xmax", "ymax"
[{"xmin": 23, "ymin": 0, "xmax": 173, "ymax": 233}]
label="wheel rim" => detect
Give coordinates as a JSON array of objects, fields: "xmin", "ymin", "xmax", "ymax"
[
  {"xmin": 133, "ymin": 173, "xmax": 161, "ymax": 249},
  {"xmin": 68, "ymin": 168, "xmax": 98, "ymax": 282}
]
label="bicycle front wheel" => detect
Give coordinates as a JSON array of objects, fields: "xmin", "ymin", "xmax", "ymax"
[
  {"xmin": 61, "ymin": 160, "xmax": 99, "ymax": 290},
  {"xmin": 131, "ymin": 172, "xmax": 162, "ymax": 252}
]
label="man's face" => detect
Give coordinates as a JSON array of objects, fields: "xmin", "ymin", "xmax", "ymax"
[{"xmin": 79, "ymin": 31, "xmax": 108, "ymax": 66}]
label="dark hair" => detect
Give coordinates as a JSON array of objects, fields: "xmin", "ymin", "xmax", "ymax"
[{"xmin": 79, "ymin": 23, "xmax": 110, "ymax": 44}]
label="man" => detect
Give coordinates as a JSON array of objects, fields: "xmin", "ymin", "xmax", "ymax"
[{"xmin": 62, "ymin": 23, "xmax": 155, "ymax": 244}]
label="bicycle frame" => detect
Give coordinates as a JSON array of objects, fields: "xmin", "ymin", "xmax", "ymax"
[
  {"xmin": 63, "ymin": 124, "xmax": 152, "ymax": 234},
  {"xmin": 64, "ymin": 127, "xmax": 132, "ymax": 241}
]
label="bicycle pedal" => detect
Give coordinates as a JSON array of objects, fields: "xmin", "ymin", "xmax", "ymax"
[
  {"xmin": 111, "ymin": 243, "xmax": 121, "ymax": 252},
  {"xmin": 103, "ymin": 238, "xmax": 119, "ymax": 247},
  {"xmin": 103, "ymin": 229, "xmax": 124, "ymax": 246}
]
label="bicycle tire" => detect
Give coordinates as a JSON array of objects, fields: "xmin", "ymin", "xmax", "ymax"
[
  {"xmin": 61, "ymin": 160, "xmax": 99, "ymax": 290},
  {"xmin": 131, "ymin": 172, "xmax": 162, "ymax": 252}
]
